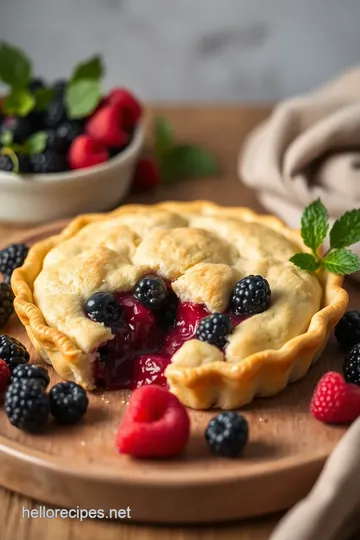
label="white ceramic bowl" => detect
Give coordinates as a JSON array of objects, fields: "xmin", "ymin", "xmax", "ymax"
[{"xmin": 0, "ymin": 124, "xmax": 145, "ymax": 224}]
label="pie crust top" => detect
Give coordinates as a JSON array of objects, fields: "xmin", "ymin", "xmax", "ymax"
[{"xmin": 12, "ymin": 201, "xmax": 347, "ymax": 409}]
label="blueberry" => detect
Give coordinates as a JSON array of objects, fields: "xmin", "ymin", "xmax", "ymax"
[
  {"xmin": 85, "ymin": 292, "xmax": 123, "ymax": 330},
  {"xmin": 134, "ymin": 275, "xmax": 169, "ymax": 310}
]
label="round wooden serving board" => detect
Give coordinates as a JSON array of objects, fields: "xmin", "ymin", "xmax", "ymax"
[{"xmin": 0, "ymin": 221, "xmax": 353, "ymax": 523}]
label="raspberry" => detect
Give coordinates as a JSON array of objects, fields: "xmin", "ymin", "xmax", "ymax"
[
  {"xmin": 0, "ymin": 359, "xmax": 11, "ymax": 393},
  {"xmin": 230, "ymin": 275, "xmax": 271, "ymax": 315},
  {"xmin": 0, "ymin": 243, "xmax": 29, "ymax": 280},
  {"xmin": 116, "ymin": 386, "xmax": 190, "ymax": 458},
  {"xmin": 49, "ymin": 382, "xmax": 89, "ymax": 424},
  {"xmin": 31, "ymin": 149, "xmax": 68, "ymax": 174},
  {"xmin": 86, "ymin": 104, "xmax": 129, "ymax": 147},
  {"xmin": 5, "ymin": 379, "xmax": 50, "ymax": 432},
  {"xmin": 0, "ymin": 335, "xmax": 29, "ymax": 372},
  {"xmin": 68, "ymin": 135, "xmax": 109, "ymax": 170},
  {"xmin": 205, "ymin": 412, "xmax": 249, "ymax": 457},
  {"xmin": 310, "ymin": 371, "xmax": 360, "ymax": 424},
  {"xmin": 107, "ymin": 88, "xmax": 142, "ymax": 128},
  {"xmin": 196, "ymin": 313, "xmax": 232, "ymax": 349},
  {"xmin": 84, "ymin": 292, "xmax": 123, "ymax": 330},
  {"xmin": 335, "ymin": 311, "xmax": 360, "ymax": 349},
  {"xmin": 131, "ymin": 158, "xmax": 160, "ymax": 192},
  {"xmin": 11, "ymin": 364, "xmax": 50, "ymax": 389},
  {"xmin": 0, "ymin": 283, "xmax": 14, "ymax": 330},
  {"xmin": 134, "ymin": 275, "xmax": 169, "ymax": 310}
]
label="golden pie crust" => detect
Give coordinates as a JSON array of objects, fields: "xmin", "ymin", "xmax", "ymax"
[{"xmin": 12, "ymin": 201, "xmax": 348, "ymax": 409}]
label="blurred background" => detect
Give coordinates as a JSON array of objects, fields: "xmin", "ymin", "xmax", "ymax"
[{"xmin": 1, "ymin": 0, "xmax": 360, "ymax": 102}]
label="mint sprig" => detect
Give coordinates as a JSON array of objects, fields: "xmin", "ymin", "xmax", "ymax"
[
  {"xmin": 0, "ymin": 42, "xmax": 31, "ymax": 89},
  {"xmin": 290, "ymin": 198, "xmax": 360, "ymax": 275},
  {"xmin": 65, "ymin": 55, "xmax": 103, "ymax": 119},
  {"xmin": 154, "ymin": 116, "xmax": 220, "ymax": 185}
]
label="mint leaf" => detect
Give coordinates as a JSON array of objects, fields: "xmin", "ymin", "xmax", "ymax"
[
  {"xmin": 65, "ymin": 79, "xmax": 101, "ymax": 119},
  {"xmin": 71, "ymin": 55, "xmax": 103, "ymax": 83},
  {"xmin": 34, "ymin": 87, "xmax": 55, "ymax": 111},
  {"xmin": 289, "ymin": 253, "xmax": 320, "ymax": 271},
  {"xmin": 301, "ymin": 198, "xmax": 329, "ymax": 253},
  {"xmin": 3, "ymin": 89, "xmax": 35, "ymax": 116},
  {"xmin": 0, "ymin": 42, "xmax": 31, "ymax": 88},
  {"xmin": 322, "ymin": 249, "xmax": 360, "ymax": 275},
  {"xmin": 25, "ymin": 132, "xmax": 47, "ymax": 155},
  {"xmin": 330, "ymin": 209, "xmax": 360, "ymax": 249},
  {"xmin": 154, "ymin": 117, "xmax": 174, "ymax": 157},
  {"xmin": 162, "ymin": 144, "xmax": 220, "ymax": 181},
  {"xmin": 1, "ymin": 130, "xmax": 13, "ymax": 146}
]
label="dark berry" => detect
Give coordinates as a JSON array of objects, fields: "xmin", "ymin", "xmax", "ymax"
[
  {"xmin": 44, "ymin": 99, "xmax": 67, "ymax": 128},
  {"xmin": 335, "ymin": 311, "xmax": 360, "ymax": 349},
  {"xmin": 12, "ymin": 364, "xmax": 50, "ymax": 389},
  {"xmin": 49, "ymin": 381, "xmax": 88, "ymax": 424},
  {"xmin": 0, "ymin": 335, "xmax": 29, "ymax": 372},
  {"xmin": 85, "ymin": 292, "xmax": 123, "ymax": 330},
  {"xmin": 0, "ymin": 243, "xmax": 29, "ymax": 279},
  {"xmin": 31, "ymin": 149, "xmax": 68, "ymax": 174},
  {"xmin": 1, "ymin": 116, "xmax": 34, "ymax": 143},
  {"xmin": 134, "ymin": 275, "xmax": 169, "ymax": 310},
  {"xmin": 53, "ymin": 79, "xmax": 67, "ymax": 99},
  {"xmin": 0, "ymin": 283, "xmax": 14, "ymax": 330},
  {"xmin": 196, "ymin": 313, "xmax": 232, "ymax": 348},
  {"xmin": 17, "ymin": 153, "xmax": 32, "ymax": 173},
  {"xmin": 5, "ymin": 378, "xmax": 49, "ymax": 432},
  {"xmin": 28, "ymin": 77, "xmax": 46, "ymax": 93},
  {"xmin": 231, "ymin": 275, "xmax": 271, "ymax": 315},
  {"xmin": 205, "ymin": 412, "xmax": 249, "ymax": 457},
  {"xmin": 160, "ymin": 292, "xmax": 178, "ymax": 330},
  {"xmin": 0, "ymin": 154, "xmax": 14, "ymax": 172},
  {"xmin": 343, "ymin": 344, "xmax": 360, "ymax": 385},
  {"xmin": 56, "ymin": 121, "xmax": 83, "ymax": 152},
  {"xmin": 45, "ymin": 129, "xmax": 63, "ymax": 153}
]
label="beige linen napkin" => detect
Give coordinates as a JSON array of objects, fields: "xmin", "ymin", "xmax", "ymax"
[
  {"xmin": 239, "ymin": 68, "xmax": 360, "ymax": 278},
  {"xmin": 270, "ymin": 417, "xmax": 360, "ymax": 540}
]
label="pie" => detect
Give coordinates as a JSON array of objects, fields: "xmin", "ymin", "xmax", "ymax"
[{"xmin": 12, "ymin": 201, "xmax": 348, "ymax": 409}]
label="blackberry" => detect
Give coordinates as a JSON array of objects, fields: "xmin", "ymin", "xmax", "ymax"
[
  {"xmin": 0, "ymin": 335, "xmax": 29, "ymax": 372},
  {"xmin": 1, "ymin": 116, "xmax": 34, "ymax": 143},
  {"xmin": 343, "ymin": 344, "xmax": 360, "ymax": 385},
  {"xmin": 17, "ymin": 153, "xmax": 32, "ymax": 173},
  {"xmin": 0, "ymin": 283, "xmax": 14, "ymax": 330},
  {"xmin": 335, "ymin": 311, "xmax": 360, "ymax": 349},
  {"xmin": 84, "ymin": 292, "xmax": 123, "ymax": 330},
  {"xmin": 44, "ymin": 99, "xmax": 67, "ymax": 128},
  {"xmin": 12, "ymin": 364, "xmax": 50, "ymax": 389},
  {"xmin": 196, "ymin": 313, "xmax": 232, "ymax": 349},
  {"xmin": 5, "ymin": 378, "xmax": 49, "ymax": 432},
  {"xmin": 205, "ymin": 412, "xmax": 249, "ymax": 458},
  {"xmin": 134, "ymin": 275, "xmax": 169, "ymax": 310},
  {"xmin": 53, "ymin": 79, "xmax": 67, "ymax": 99},
  {"xmin": 0, "ymin": 243, "xmax": 29, "ymax": 279},
  {"xmin": 49, "ymin": 381, "xmax": 88, "ymax": 424},
  {"xmin": 160, "ymin": 292, "xmax": 178, "ymax": 330},
  {"xmin": 56, "ymin": 121, "xmax": 84, "ymax": 152},
  {"xmin": 0, "ymin": 154, "xmax": 14, "ymax": 172},
  {"xmin": 45, "ymin": 129, "xmax": 63, "ymax": 153},
  {"xmin": 231, "ymin": 275, "xmax": 271, "ymax": 315},
  {"xmin": 31, "ymin": 149, "xmax": 68, "ymax": 174},
  {"xmin": 29, "ymin": 77, "xmax": 45, "ymax": 93}
]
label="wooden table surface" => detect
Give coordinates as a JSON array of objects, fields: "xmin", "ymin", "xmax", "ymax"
[{"xmin": 0, "ymin": 105, "xmax": 294, "ymax": 540}]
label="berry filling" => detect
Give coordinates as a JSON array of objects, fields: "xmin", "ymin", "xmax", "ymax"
[{"xmin": 92, "ymin": 290, "xmax": 246, "ymax": 391}]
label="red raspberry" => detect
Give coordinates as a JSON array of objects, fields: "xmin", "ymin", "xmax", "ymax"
[
  {"xmin": 310, "ymin": 371, "xmax": 360, "ymax": 424},
  {"xmin": 86, "ymin": 103, "xmax": 129, "ymax": 148},
  {"xmin": 116, "ymin": 385, "xmax": 190, "ymax": 458},
  {"xmin": 68, "ymin": 135, "xmax": 109, "ymax": 170},
  {"xmin": 131, "ymin": 158, "xmax": 160, "ymax": 192},
  {"xmin": 107, "ymin": 88, "xmax": 142, "ymax": 128},
  {"xmin": 0, "ymin": 358, "xmax": 11, "ymax": 393}
]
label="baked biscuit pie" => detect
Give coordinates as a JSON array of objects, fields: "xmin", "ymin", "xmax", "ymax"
[{"xmin": 12, "ymin": 201, "xmax": 347, "ymax": 409}]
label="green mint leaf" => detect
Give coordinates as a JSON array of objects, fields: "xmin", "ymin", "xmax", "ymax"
[
  {"xmin": 301, "ymin": 198, "xmax": 329, "ymax": 253},
  {"xmin": 71, "ymin": 55, "xmax": 103, "ymax": 83},
  {"xmin": 0, "ymin": 130, "xmax": 13, "ymax": 146},
  {"xmin": 0, "ymin": 41, "xmax": 32, "ymax": 88},
  {"xmin": 162, "ymin": 144, "xmax": 220, "ymax": 182},
  {"xmin": 25, "ymin": 132, "xmax": 47, "ymax": 155},
  {"xmin": 289, "ymin": 253, "xmax": 320, "ymax": 271},
  {"xmin": 3, "ymin": 89, "xmax": 35, "ymax": 116},
  {"xmin": 154, "ymin": 116, "xmax": 174, "ymax": 158},
  {"xmin": 33, "ymin": 87, "xmax": 56, "ymax": 111},
  {"xmin": 329, "ymin": 209, "xmax": 360, "ymax": 249},
  {"xmin": 322, "ymin": 248, "xmax": 360, "ymax": 275},
  {"xmin": 65, "ymin": 79, "xmax": 101, "ymax": 119}
]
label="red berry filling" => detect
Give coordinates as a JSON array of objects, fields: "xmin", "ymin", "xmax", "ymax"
[{"xmin": 92, "ymin": 288, "xmax": 246, "ymax": 391}]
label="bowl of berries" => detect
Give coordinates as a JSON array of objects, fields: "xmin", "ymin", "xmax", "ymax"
[{"xmin": 0, "ymin": 44, "xmax": 145, "ymax": 223}]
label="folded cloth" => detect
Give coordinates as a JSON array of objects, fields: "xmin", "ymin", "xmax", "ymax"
[
  {"xmin": 270, "ymin": 416, "xmax": 360, "ymax": 540},
  {"xmin": 239, "ymin": 68, "xmax": 360, "ymax": 278}
]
